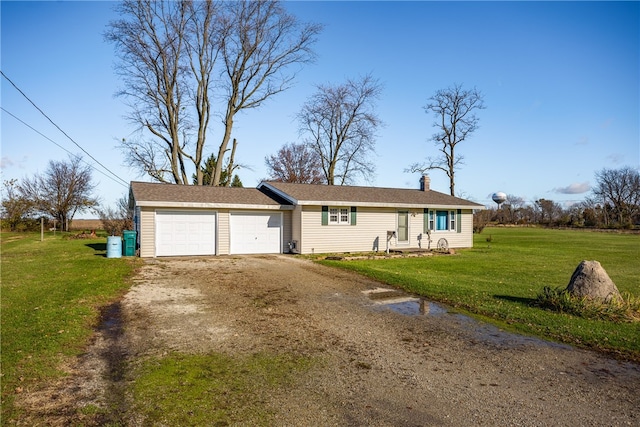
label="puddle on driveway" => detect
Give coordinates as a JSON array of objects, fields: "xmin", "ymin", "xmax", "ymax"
[
  {"xmin": 363, "ymin": 287, "xmax": 448, "ymax": 316},
  {"xmin": 378, "ymin": 299, "xmax": 448, "ymax": 316},
  {"xmin": 362, "ymin": 287, "xmax": 572, "ymax": 350}
]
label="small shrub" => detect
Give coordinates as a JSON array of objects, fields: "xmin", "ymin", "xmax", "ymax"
[
  {"xmin": 535, "ymin": 286, "xmax": 640, "ymax": 323},
  {"xmin": 96, "ymin": 195, "xmax": 133, "ymax": 236},
  {"xmin": 473, "ymin": 209, "xmax": 494, "ymax": 233}
]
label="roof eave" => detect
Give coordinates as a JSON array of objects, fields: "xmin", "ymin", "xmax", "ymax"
[
  {"xmin": 295, "ymin": 200, "xmax": 484, "ymax": 209},
  {"xmin": 258, "ymin": 182, "xmax": 299, "ymax": 204},
  {"xmin": 135, "ymin": 201, "xmax": 293, "ymax": 210}
]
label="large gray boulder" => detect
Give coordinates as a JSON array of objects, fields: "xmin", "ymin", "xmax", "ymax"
[{"xmin": 565, "ymin": 260, "xmax": 621, "ymax": 303}]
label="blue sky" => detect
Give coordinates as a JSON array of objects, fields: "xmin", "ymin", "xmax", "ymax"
[{"xmin": 2, "ymin": 1, "xmax": 638, "ymax": 217}]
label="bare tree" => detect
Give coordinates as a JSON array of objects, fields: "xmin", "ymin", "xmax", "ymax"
[
  {"xmin": 211, "ymin": 0, "xmax": 321, "ymax": 186},
  {"xmin": 107, "ymin": 0, "xmax": 321, "ymax": 186},
  {"xmin": 299, "ymin": 75, "xmax": 383, "ymax": 185},
  {"xmin": 409, "ymin": 84, "xmax": 485, "ymax": 196},
  {"xmin": 19, "ymin": 157, "xmax": 98, "ymax": 231},
  {"xmin": 1, "ymin": 179, "xmax": 35, "ymax": 231},
  {"xmin": 107, "ymin": 0, "xmax": 195, "ymax": 184},
  {"xmin": 265, "ymin": 142, "xmax": 323, "ymax": 184},
  {"xmin": 592, "ymin": 166, "xmax": 640, "ymax": 226},
  {"xmin": 97, "ymin": 194, "xmax": 133, "ymax": 236},
  {"xmin": 504, "ymin": 194, "xmax": 526, "ymax": 224},
  {"xmin": 534, "ymin": 198, "xmax": 563, "ymax": 226},
  {"xmin": 473, "ymin": 208, "xmax": 492, "ymax": 233}
]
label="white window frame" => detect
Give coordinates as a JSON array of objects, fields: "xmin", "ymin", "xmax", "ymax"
[
  {"xmin": 429, "ymin": 210, "xmax": 456, "ymax": 232},
  {"xmin": 328, "ymin": 207, "xmax": 350, "ymax": 225}
]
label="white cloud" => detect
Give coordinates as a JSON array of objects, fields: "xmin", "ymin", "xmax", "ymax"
[
  {"xmin": 0, "ymin": 156, "xmax": 14, "ymax": 169},
  {"xmin": 606, "ymin": 153, "xmax": 625, "ymax": 165},
  {"xmin": 575, "ymin": 136, "xmax": 589, "ymax": 146},
  {"xmin": 553, "ymin": 182, "xmax": 591, "ymax": 194},
  {"xmin": 600, "ymin": 118, "xmax": 614, "ymax": 129}
]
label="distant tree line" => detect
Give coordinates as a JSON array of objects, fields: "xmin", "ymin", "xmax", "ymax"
[
  {"xmin": 1, "ymin": 156, "xmax": 131, "ymax": 234},
  {"xmin": 474, "ymin": 167, "xmax": 640, "ymax": 233},
  {"xmin": 1, "ymin": 156, "xmax": 98, "ymax": 232}
]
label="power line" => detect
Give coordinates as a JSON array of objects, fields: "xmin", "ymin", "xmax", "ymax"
[
  {"xmin": 1, "ymin": 106, "xmax": 128, "ymax": 188},
  {"xmin": 1, "ymin": 70, "xmax": 129, "ymax": 187}
]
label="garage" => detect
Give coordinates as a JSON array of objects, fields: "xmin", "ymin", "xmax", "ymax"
[
  {"xmin": 230, "ymin": 212, "xmax": 282, "ymax": 254},
  {"xmin": 156, "ymin": 210, "xmax": 216, "ymax": 256}
]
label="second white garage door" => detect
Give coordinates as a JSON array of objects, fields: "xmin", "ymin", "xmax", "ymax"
[{"xmin": 230, "ymin": 212, "xmax": 282, "ymax": 254}]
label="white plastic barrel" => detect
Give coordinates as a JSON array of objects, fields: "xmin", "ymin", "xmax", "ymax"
[{"xmin": 106, "ymin": 236, "xmax": 122, "ymax": 258}]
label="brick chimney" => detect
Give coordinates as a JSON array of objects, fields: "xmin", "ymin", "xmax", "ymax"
[{"xmin": 419, "ymin": 175, "xmax": 430, "ymax": 191}]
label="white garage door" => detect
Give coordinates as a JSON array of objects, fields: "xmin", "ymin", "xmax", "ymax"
[
  {"xmin": 156, "ymin": 210, "xmax": 216, "ymax": 256},
  {"xmin": 230, "ymin": 212, "xmax": 281, "ymax": 254}
]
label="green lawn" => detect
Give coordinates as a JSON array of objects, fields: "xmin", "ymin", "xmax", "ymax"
[
  {"xmin": 130, "ymin": 352, "xmax": 312, "ymax": 426},
  {"xmin": 1, "ymin": 233, "xmax": 314, "ymax": 425},
  {"xmin": 0, "ymin": 232, "xmax": 139, "ymax": 422},
  {"xmin": 3, "ymin": 228, "xmax": 638, "ymax": 423},
  {"xmin": 321, "ymin": 227, "xmax": 640, "ymax": 360}
]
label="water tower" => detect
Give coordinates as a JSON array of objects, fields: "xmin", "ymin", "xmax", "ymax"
[{"xmin": 492, "ymin": 192, "xmax": 507, "ymax": 209}]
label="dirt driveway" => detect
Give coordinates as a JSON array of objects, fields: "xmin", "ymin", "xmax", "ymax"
[{"xmin": 20, "ymin": 255, "xmax": 640, "ymax": 425}]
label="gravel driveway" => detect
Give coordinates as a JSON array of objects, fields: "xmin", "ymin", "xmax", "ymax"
[{"xmin": 19, "ymin": 255, "xmax": 640, "ymax": 425}]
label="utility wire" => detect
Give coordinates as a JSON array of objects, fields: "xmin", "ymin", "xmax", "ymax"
[
  {"xmin": 1, "ymin": 106, "xmax": 128, "ymax": 188},
  {"xmin": 1, "ymin": 70, "xmax": 129, "ymax": 187}
]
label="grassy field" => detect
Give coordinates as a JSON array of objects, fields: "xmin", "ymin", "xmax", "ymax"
[
  {"xmin": 3, "ymin": 227, "xmax": 639, "ymax": 423},
  {"xmin": 321, "ymin": 227, "xmax": 640, "ymax": 360},
  {"xmin": 1, "ymin": 233, "xmax": 313, "ymax": 425},
  {"xmin": 0, "ymin": 232, "xmax": 139, "ymax": 423}
]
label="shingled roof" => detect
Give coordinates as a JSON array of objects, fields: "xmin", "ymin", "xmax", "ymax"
[
  {"xmin": 130, "ymin": 181, "xmax": 291, "ymax": 209},
  {"xmin": 130, "ymin": 180, "xmax": 484, "ymax": 210},
  {"xmin": 260, "ymin": 181, "xmax": 484, "ymax": 208}
]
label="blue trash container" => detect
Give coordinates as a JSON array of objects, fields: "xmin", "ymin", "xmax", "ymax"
[{"xmin": 106, "ymin": 236, "xmax": 122, "ymax": 258}]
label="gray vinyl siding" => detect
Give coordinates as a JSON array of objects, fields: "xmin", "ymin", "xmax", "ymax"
[
  {"xmin": 424, "ymin": 209, "xmax": 474, "ymax": 249},
  {"xmin": 136, "ymin": 203, "xmax": 474, "ymax": 257},
  {"xmin": 217, "ymin": 210, "xmax": 230, "ymax": 255},
  {"xmin": 282, "ymin": 210, "xmax": 292, "ymax": 252},
  {"xmin": 132, "ymin": 181, "xmax": 482, "ymax": 257},
  {"xmin": 290, "ymin": 205, "xmax": 302, "ymax": 253},
  {"xmin": 299, "ymin": 206, "xmax": 416, "ymax": 254},
  {"xmin": 299, "ymin": 206, "xmax": 475, "ymax": 254},
  {"xmin": 139, "ymin": 206, "xmax": 156, "ymax": 258}
]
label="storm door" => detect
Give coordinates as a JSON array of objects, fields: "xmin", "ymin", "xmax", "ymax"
[{"xmin": 397, "ymin": 211, "xmax": 409, "ymax": 243}]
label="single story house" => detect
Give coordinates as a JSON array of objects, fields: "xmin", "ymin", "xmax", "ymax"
[{"xmin": 129, "ymin": 176, "xmax": 484, "ymax": 257}]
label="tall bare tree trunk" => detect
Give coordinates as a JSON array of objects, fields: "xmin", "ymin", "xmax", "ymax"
[
  {"xmin": 212, "ymin": 106, "xmax": 235, "ymax": 186},
  {"xmin": 225, "ymin": 139, "xmax": 238, "ymax": 187},
  {"xmin": 108, "ymin": 0, "xmax": 320, "ymax": 186}
]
